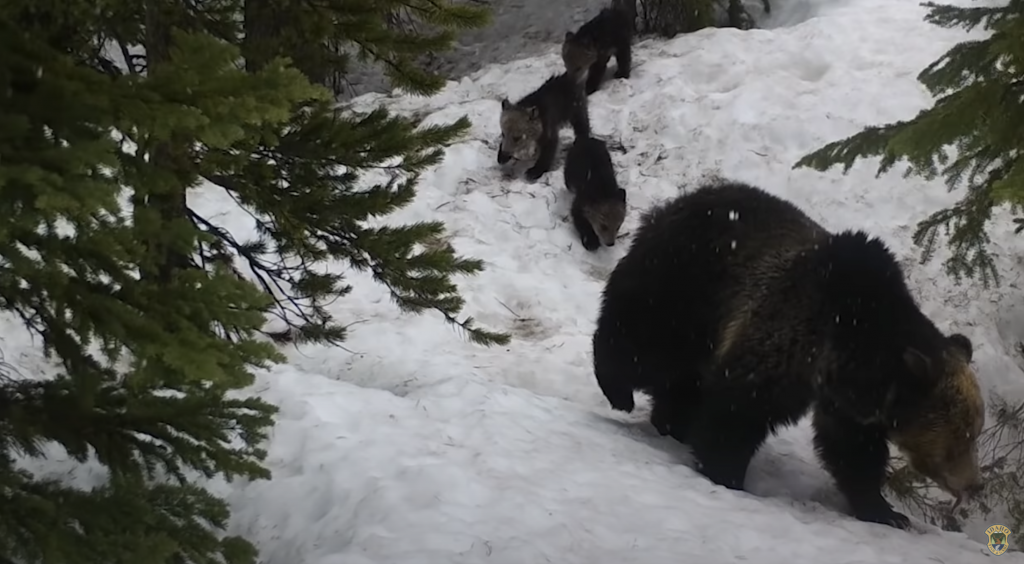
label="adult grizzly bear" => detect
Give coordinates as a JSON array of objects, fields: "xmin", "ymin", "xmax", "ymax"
[{"xmin": 591, "ymin": 180, "xmax": 985, "ymax": 529}]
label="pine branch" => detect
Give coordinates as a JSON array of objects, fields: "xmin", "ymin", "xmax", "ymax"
[
  {"xmin": 0, "ymin": 472, "xmax": 258, "ymax": 564},
  {"xmin": 793, "ymin": 0, "xmax": 1024, "ymax": 285},
  {"xmin": 242, "ymin": 0, "xmax": 491, "ymax": 97},
  {"xmin": 0, "ymin": 375, "xmax": 275, "ymax": 486},
  {"xmin": 0, "ymin": 23, "xmax": 308, "ymax": 563},
  {"xmin": 921, "ymin": 0, "xmax": 1018, "ymax": 32},
  {"xmin": 912, "ymin": 180, "xmax": 999, "ymax": 285},
  {"xmin": 199, "ymin": 101, "xmax": 511, "ymax": 347},
  {"xmin": 187, "ymin": 205, "xmax": 347, "ymax": 345},
  {"xmin": 793, "ymin": 122, "xmax": 906, "ymax": 175}
]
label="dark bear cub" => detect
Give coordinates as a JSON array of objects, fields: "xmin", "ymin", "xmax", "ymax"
[
  {"xmin": 563, "ymin": 136, "xmax": 626, "ymax": 250},
  {"xmin": 562, "ymin": 3, "xmax": 633, "ymax": 95},
  {"xmin": 592, "ymin": 180, "xmax": 985, "ymax": 529},
  {"xmin": 497, "ymin": 70, "xmax": 590, "ymax": 181},
  {"xmin": 725, "ymin": 0, "xmax": 772, "ymax": 29}
]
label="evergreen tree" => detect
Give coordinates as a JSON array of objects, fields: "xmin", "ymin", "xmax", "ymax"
[
  {"xmin": 0, "ymin": 3, "xmax": 294, "ymax": 562},
  {"xmin": 793, "ymin": 0, "xmax": 1024, "ymax": 543},
  {"xmin": 213, "ymin": 0, "xmax": 506, "ymax": 346},
  {"xmin": 241, "ymin": 0, "xmax": 491, "ymax": 98},
  {"xmin": 0, "ymin": 0, "xmax": 504, "ymax": 562},
  {"xmin": 794, "ymin": 0, "xmax": 1024, "ymax": 287}
]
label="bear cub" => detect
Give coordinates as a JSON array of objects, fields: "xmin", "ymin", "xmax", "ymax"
[
  {"xmin": 591, "ymin": 180, "xmax": 985, "ymax": 529},
  {"xmin": 563, "ymin": 136, "xmax": 626, "ymax": 250},
  {"xmin": 726, "ymin": 0, "xmax": 773, "ymax": 29},
  {"xmin": 562, "ymin": 2, "xmax": 633, "ymax": 95},
  {"xmin": 498, "ymin": 70, "xmax": 590, "ymax": 181}
]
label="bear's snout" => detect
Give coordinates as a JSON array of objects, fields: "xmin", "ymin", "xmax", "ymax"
[{"xmin": 938, "ymin": 459, "xmax": 983, "ymax": 500}]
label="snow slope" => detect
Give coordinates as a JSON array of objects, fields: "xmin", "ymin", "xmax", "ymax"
[
  {"xmin": 342, "ymin": 0, "xmax": 778, "ymax": 97},
  {"xmin": 11, "ymin": 0, "xmax": 1024, "ymax": 562}
]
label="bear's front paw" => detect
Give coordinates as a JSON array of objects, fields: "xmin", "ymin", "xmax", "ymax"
[
  {"xmin": 650, "ymin": 404, "xmax": 671, "ymax": 435},
  {"xmin": 855, "ymin": 506, "xmax": 911, "ymax": 530},
  {"xmin": 613, "ymin": 69, "xmax": 630, "ymax": 79},
  {"xmin": 524, "ymin": 166, "xmax": 546, "ymax": 181}
]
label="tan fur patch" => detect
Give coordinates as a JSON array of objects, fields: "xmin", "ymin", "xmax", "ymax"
[
  {"xmin": 713, "ymin": 243, "xmax": 820, "ymax": 362},
  {"xmin": 716, "ymin": 301, "xmax": 751, "ymax": 362},
  {"xmin": 582, "ymin": 200, "xmax": 626, "ymax": 246},
  {"xmin": 562, "ymin": 37, "xmax": 598, "ymax": 75},
  {"xmin": 892, "ymin": 355, "xmax": 983, "ymax": 444},
  {"xmin": 890, "ymin": 348, "xmax": 984, "ymax": 496},
  {"xmin": 499, "ymin": 106, "xmax": 542, "ymax": 162},
  {"xmin": 951, "ymin": 355, "xmax": 986, "ymax": 438}
]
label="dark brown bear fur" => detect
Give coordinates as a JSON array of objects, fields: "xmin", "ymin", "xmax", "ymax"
[
  {"xmin": 563, "ymin": 136, "xmax": 627, "ymax": 250},
  {"xmin": 591, "ymin": 180, "xmax": 985, "ymax": 529},
  {"xmin": 561, "ymin": 3, "xmax": 634, "ymax": 95},
  {"xmin": 497, "ymin": 70, "xmax": 590, "ymax": 181}
]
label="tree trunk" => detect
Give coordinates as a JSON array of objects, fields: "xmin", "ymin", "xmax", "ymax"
[
  {"xmin": 243, "ymin": 0, "xmax": 331, "ymax": 87},
  {"xmin": 242, "ymin": 0, "xmax": 278, "ymax": 73},
  {"xmin": 139, "ymin": 0, "xmax": 192, "ymax": 284}
]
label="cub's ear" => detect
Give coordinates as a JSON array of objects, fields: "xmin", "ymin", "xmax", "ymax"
[
  {"xmin": 947, "ymin": 333, "xmax": 973, "ymax": 362},
  {"xmin": 500, "ymin": 98, "xmax": 511, "ymax": 110},
  {"xmin": 616, "ymin": 188, "xmax": 627, "ymax": 202},
  {"xmin": 526, "ymin": 106, "xmax": 540, "ymax": 119},
  {"xmin": 903, "ymin": 346, "xmax": 934, "ymax": 383}
]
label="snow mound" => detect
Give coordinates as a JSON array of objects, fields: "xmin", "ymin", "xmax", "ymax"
[{"xmin": 213, "ymin": 367, "xmax": 999, "ymax": 564}]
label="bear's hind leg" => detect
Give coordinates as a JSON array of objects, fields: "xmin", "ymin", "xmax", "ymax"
[
  {"xmin": 685, "ymin": 391, "xmax": 776, "ymax": 490},
  {"xmin": 684, "ymin": 361, "xmax": 810, "ymax": 490},
  {"xmin": 812, "ymin": 404, "xmax": 911, "ymax": 529}
]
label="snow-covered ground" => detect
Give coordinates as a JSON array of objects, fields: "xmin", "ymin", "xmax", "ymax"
[
  {"xmin": 344, "ymin": 0, "xmax": 788, "ymax": 97},
  {"xmin": 11, "ymin": 0, "xmax": 1024, "ymax": 562}
]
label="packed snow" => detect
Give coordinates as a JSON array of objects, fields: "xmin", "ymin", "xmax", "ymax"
[
  {"xmin": 345, "ymin": 0, "xmax": 815, "ymax": 97},
  {"xmin": 11, "ymin": 0, "xmax": 1024, "ymax": 562}
]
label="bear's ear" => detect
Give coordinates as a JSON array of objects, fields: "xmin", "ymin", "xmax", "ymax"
[
  {"xmin": 616, "ymin": 188, "xmax": 627, "ymax": 202},
  {"xmin": 903, "ymin": 346, "xmax": 934, "ymax": 383},
  {"xmin": 526, "ymin": 106, "xmax": 540, "ymax": 119},
  {"xmin": 565, "ymin": 31, "xmax": 575, "ymax": 41},
  {"xmin": 501, "ymin": 98, "xmax": 511, "ymax": 110},
  {"xmin": 947, "ymin": 333, "xmax": 973, "ymax": 362}
]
